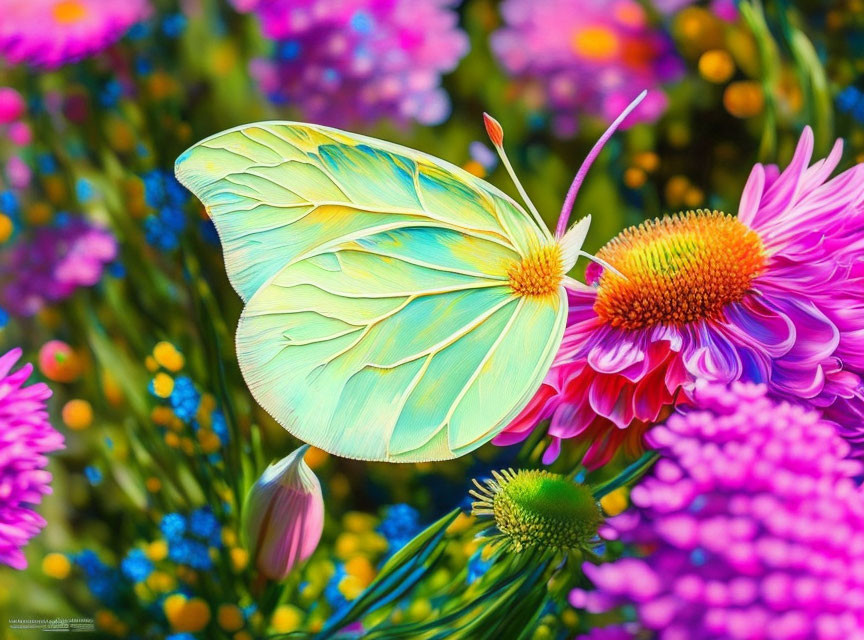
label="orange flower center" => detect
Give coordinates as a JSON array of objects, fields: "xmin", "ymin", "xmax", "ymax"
[
  {"xmin": 593, "ymin": 210, "xmax": 765, "ymax": 329},
  {"xmin": 570, "ymin": 26, "xmax": 620, "ymax": 62},
  {"xmin": 52, "ymin": 0, "xmax": 88, "ymax": 24},
  {"xmin": 508, "ymin": 245, "xmax": 564, "ymax": 298}
]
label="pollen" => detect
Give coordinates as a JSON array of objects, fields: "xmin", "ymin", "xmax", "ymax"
[
  {"xmin": 593, "ymin": 210, "xmax": 765, "ymax": 330},
  {"xmin": 507, "ymin": 245, "xmax": 564, "ymax": 297}
]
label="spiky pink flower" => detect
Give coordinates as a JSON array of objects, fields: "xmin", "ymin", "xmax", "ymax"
[
  {"xmin": 498, "ymin": 127, "xmax": 864, "ymax": 466},
  {"xmin": 0, "ymin": 0, "xmax": 150, "ymax": 69},
  {"xmin": 573, "ymin": 382, "xmax": 864, "ymax": 640},
  {"xmin": 0, "ymin": 348, "xmax": 64, "ymax": 570}
]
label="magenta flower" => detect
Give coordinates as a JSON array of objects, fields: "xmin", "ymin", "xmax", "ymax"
[
  {"xmin": 572, "ymin": 382, "xmax": 864, "ymax": 640},
  {"xmin": 0, "ymin": 348, "xmax": 64, "ymax": 570},
  {"xmin": 0, "ymin": 0, "xmax": 151, "ymax": 69},
  {"xmin": 234, "ymin": 0, "xmax": 469, "ymax": 126},
  {"xmin": 0, "ymin": 219, "xmax": 117, "ymax": 316},
  {"xmin": 243, "ymin": 446, "xmax": 324, "ymax": 581},
  {"xmin": 498, "ymin": 127, "xmax": 864, "ymax": 465},
  {"xmin": 491, "ymin": 0, "xmax": 683, "ymax": 136}
]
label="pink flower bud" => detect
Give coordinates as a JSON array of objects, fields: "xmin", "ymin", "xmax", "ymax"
[{"xmin": 243, "ymin": 445, "xmax": 324, "ymax": 581}]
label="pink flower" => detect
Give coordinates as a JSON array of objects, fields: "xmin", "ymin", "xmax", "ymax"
[
  {"xmin": 0, "ymin": 348, "xmax": 64, "ymax": 569},
  {"xmin": 0, "ymin": 0, "xmax": 151, "ymax": 69},
  {"xmin": 243, "ymin": 446, "xmax": 324, "ymax": 581},
  {"xmin": 498, "ymin": 127, "xmax": 864, "ymax": 465},
  {"xmin": 574, "ymin": 382, "xmax": 864, "ymax": 639},
  {"xmin": 491, "ymin": 0, "xmax": 683, "ymax": 136},
  {"xmin": 0, "ymin": 87, "xmax": 25, "ymax": 124}
]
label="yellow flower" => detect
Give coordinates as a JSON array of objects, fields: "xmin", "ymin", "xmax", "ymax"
[
  {"xmin": 151, "ymin": 373, "xmax": 174, "ymax": 398},
  {"xmin": 217, "ymin": 604, "xmax": 244, "ymax": 632},
  {"xmin": 723, "ymin": 81, "xmax": 765, "ymax": 118},
  {"xmin": 146, "ymin": 571, "xmax": 175, "ymax": 592},
  {"xmin": 0, "ymin": 214, "xmax": 13, "ymax": 243},
  {"xmin": 164, "ymin": 594, "xmax": 211, "ymax": 632},
  {"xmin": 197, "ymin": 428, "xmax": 222, "ymax": 453},
  {"xmin": 344, "ymin": 556, "xmax": 375, "ymax": 587},
  {"xmin": 181, "ymin": 437, "xmax": 196, "ymax": 455},
  {"xmin": 41, "ymin": 553, "xmax": 71, "ymax": 579},
  {"xmin": 338, "ymin": 575, "xmax": 365, "ymax": 600},
  {"xmin": 153, "ymin": 341, "xmax": 185, "ymax": 372},
  {"xmin": 342, "ymin": 511, "xmax": 376, "ymax": 533},
  {"xmin": 271, "ymin": 605, "xmax": 303, "ymax": 634},
  {"xmin": 698, "ymin": 49, "xmax": 735, "ymax": 84},
  {"xmin": 145, "ymin": 477, "xmax": 162, "ymax": 493},
  {"xmin": 600, "ymin": 487, "xmax": 629, "ymax": 516},
  {"xmin": 221, "ymin": 528, "xmax": 238, "ymax": 547},
  {"xmin": 61, "ymin": 399, "xmax": 93, "ymax": 430},
  {"xmin": 334, "ymin": 532, "xmax": 360, "ymax": 559},
  {"xmin": 164, "ymin": 432, "xmax": 180, "ymax": 448},
  {"xmin": 230, "ymin": 547, "xmax": 249, "ymax": 572},
  {"xmin": 146, "ymin": 540, "xmax": 168, "ymax": 562}
]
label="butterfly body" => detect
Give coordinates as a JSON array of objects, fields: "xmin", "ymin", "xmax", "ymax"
[{"xmin": 176, "ymin": 121, "xmax": 572, "ymax": 462}]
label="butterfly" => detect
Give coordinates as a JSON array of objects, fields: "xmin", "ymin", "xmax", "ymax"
[{"xmin": 175, "ymin": 92, "xmax": 646, "ymax": 462}]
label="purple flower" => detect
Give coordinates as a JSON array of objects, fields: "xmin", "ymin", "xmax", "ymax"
[
  {"xmin": 491, "ymin": 0, "xmax": 683, "ymax": 136},
  {"xmin": 0, "ymin": 218, "xmax": 117, "ymax": 316},
  {"xmin": 574, "ymin": 382, "xmax": 864, "ymax": 639},
  {"xmin": 0, "ymin": 348, "xmax": 64, "ymax": 570},
  {"xmin": 233, "ymin": 0, "xmax": 469, "ymax": 126}
]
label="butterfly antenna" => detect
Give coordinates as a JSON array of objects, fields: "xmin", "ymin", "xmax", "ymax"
[
  {"xmin": 555, "ymin": 90, "xmax": 648, "ymax": 238},
  {"xmin": 483, "ymin": 113, "xmax": 548, "ymax": 235}
]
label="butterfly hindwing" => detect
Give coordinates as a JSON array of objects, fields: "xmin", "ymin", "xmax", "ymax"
[{"xmin": 176, "ymin": 122, "xmax": 565, "ymax": 461}]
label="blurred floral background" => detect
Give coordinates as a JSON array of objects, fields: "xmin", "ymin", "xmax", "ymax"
[{"xmin": 1, "ymin": 0, "xmax": 863, "ymax": 638}]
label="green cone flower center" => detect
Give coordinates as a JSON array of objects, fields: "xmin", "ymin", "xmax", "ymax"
[{"xmin": 471, "ymin": 469, "xmax": 601, "ymax": 552}]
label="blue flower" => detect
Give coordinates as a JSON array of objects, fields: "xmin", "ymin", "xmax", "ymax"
[
  {"xmin": 99, "ymin": 80, "xmax": 123, "ymax": 108},
  {"xmin": 467, "ymin": 550, "xmax": 492, "ymax": 585},
  {"xmin": 378, "ymin": 504, "xmax": 421, "ymax": 550},
  {"xmin": 121, "ymin": 549, "xmax": 154, "ymax": 583},
  {"xmin": 162, "ymin": 13, "xmax": 188, "ymax": 38},
  {"xmin": 160, "ymin": 513, "xmax": 187, "ymax": 541},
  {"xmin": 84, "ymin": 466, "xmax": 103, "ymax": 486},
  {"xmin": 75, "ymin": 179, "xmax": 95, "ymax": 203},
  {"xmin": 169, "ymin": 538, "xmax": 212, "ymax": 570},
  {"xmin": 170, "ymin": 377, "xmax": 200, "ymax": 421},
  {"xmin": 144, "ymin": 215, "xmax": 180, "ymax": 251},
  {"xmin": 188, "ymin": 508, "xmax": 221, "ymax": 546},
  {"xmin": 0, "ymin": 308, "xmax": 8, "ymax": 329},
  {"xmin": 0, "ymin": 191, "xmax": 19, "ymax": 216},
  {"xmin": 211, "ymin": 411, "xmax": 229, "ymax": 444},
  {"xmin": 74, "ymin": 551, "xmax": 122, "ymax": 604},
  {"xmin": 74, "ymin": 550, "xmax": 106, "ymax": 577},
  {"xmin": 37, "ymin": 154, "xmax": 57, "ymax": 175},
  {"xmin": 324, "ymin": 563, "xmax": 348, "ymax": 612}
]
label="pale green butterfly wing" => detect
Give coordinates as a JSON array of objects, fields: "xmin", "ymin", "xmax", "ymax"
[{"xmin": 176, "ymin": 122, "xmax": 565, "ymax": 461}]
